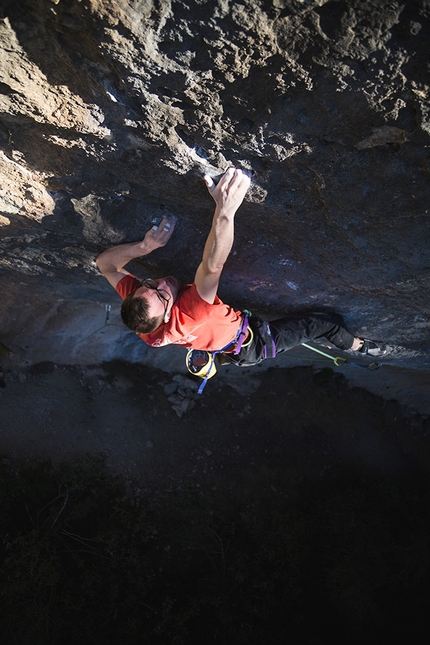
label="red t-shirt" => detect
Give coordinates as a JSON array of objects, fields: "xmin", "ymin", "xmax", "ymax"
[{"xmin": 116, "ymin": 274, "xmax": 242, "ymax": 351}]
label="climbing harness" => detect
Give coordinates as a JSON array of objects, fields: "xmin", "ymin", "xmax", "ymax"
[
  {"xmin": 301, "ymin": 342, "xmax": 380, "ymax": 371},
  {"xmin": 261, "ymin": 321, "xmax": 276, "ymax": 359},
  {"xmin": 187, "ymin": 332, "xmax": 379, "ymax": 393},
  {"xmin": 186, "ymin": 312, "xmax": 254, "ymax": 394}
]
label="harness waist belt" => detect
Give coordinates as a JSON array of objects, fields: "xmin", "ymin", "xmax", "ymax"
[{"xmin": 223, "ymin": 315, "xmax": 250, "ymax": 354}]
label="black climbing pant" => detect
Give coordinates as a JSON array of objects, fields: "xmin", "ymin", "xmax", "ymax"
[{"xmin": 225, "ymin": 312, "xmax": 355, "ymax": 367}]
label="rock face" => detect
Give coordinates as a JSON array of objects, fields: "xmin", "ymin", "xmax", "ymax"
[{"xmin": 0, "ymin": 0, "xmax": 429, "ymax": 372}]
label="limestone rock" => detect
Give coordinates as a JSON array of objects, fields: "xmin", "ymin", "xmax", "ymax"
[{"xmin": 0, "ymin": 0, "xmax": 428, "ymax": 378}]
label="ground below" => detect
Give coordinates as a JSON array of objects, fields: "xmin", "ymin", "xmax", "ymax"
[
  {"xmin": 1, "ymin": 360, "xmax": 430, "ymax": 643},
  {"xmin": 1, "ymin": 360, "xmax": 429, "ymax": 489}
]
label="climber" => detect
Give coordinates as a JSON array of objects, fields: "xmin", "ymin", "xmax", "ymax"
[{"xmin": 96, "ymin": 167, "xmax": 388, "ymax": 372}]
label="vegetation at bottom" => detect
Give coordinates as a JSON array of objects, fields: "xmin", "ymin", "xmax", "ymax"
[{"xmin": 0, "ymin": 455, "xmax": 429, "ymax": 645}]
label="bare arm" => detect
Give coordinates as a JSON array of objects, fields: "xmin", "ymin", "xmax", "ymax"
[
  {"xmin": 96, "ymin": 216, "xmax": 176, "ymax": 289},
  {"xmin": 195, "ymin": 167, "xmax": 251, "ymax": 304}
]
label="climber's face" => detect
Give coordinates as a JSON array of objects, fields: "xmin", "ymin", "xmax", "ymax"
[{"xmin": 133, "ymin": 276, "xmax": 179, "ymax": 320}]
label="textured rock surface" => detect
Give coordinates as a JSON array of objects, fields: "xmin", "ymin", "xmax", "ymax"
[{"xmin": 0, "ymin": 0, "xmax": 429, "ymax": 384}]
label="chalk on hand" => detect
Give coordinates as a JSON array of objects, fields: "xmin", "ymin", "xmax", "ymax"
[{"xmin": 204, "ymin": 174, "xmax": 216, "ymax": 191}]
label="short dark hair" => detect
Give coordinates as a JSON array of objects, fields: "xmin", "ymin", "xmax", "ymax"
[{"xmin": 121, "ymin": 291, "xmax": 163, "ymax": 334}]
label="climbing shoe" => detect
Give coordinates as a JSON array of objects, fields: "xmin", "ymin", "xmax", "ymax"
[{"xmin": 358, "ymin": 339, "xmax": 389, "ymax": 357}]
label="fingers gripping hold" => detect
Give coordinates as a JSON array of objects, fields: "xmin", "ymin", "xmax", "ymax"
[
  {"xmin": 145, "ymin": 215, "xmax": 176, "ymax": 250},
  {"xmin": 204, "ymin": 167, "xmax": 252, "ymax": 210},
  {"xmin": 204, "ymin": 174, "xmax": 216, "ymax": 192}
]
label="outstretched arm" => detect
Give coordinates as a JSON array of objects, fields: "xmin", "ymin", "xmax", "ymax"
[
  {"xmin": 195, "ymin": 167, "xmax": 251, "ymax": 304},
  {"xmin": 96, "ymin": 216, "xmax": 176, "ymax": 289}
]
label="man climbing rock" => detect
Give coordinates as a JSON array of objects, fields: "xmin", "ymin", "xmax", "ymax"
[{"xmin": 96, "ymin": 168, "xmax": 388, "ymax": 376}]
